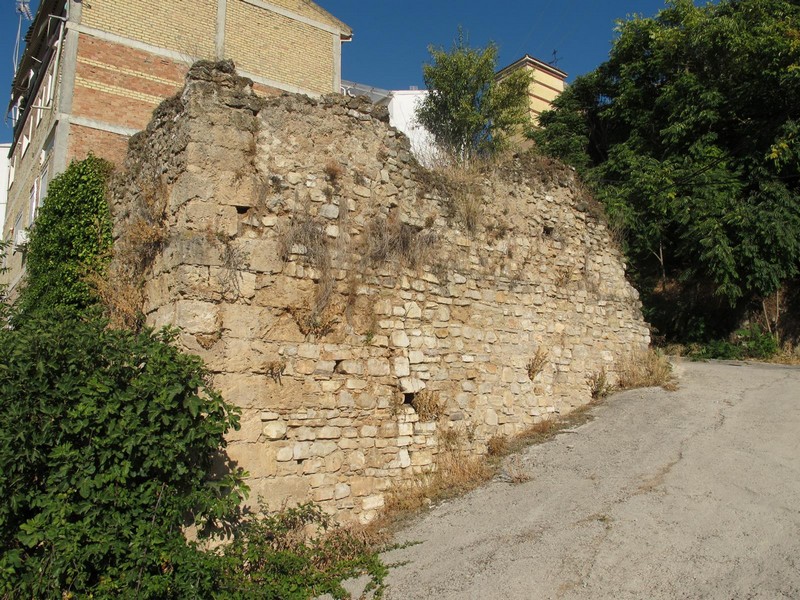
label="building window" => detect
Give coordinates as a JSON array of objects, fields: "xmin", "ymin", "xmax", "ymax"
[
  {"xmin": 39, "ymin": 161, "xmax": 49, "ymax": 204},
  {"xmin": 7, "ymin": 154, "xmax": 15, "ymax": 190},
  {"xmin": 44, "ymin": 70, "xmax": 54, "ymax": 106},
  {"xmin": 29, "ymin": 179, "xmax": 39, "ymax": 223},
  {"xmin": 13, "ymin": 211, "xmax": 26, "ymax": 248}
]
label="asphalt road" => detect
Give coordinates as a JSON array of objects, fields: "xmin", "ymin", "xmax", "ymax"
[{"xmin": 382, "ymin": 360, "xmax": 800, "ymax": 599}]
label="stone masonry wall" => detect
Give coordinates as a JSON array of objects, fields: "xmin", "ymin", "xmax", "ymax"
[{"xmin": 111, "ymin": 62, "xmax": 651, "ymax": 523}]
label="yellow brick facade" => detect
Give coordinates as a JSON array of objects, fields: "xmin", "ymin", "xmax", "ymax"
[
  {"xmin": 81, "ymin": 0, "xmax": 218, "ymax": 60},
  {"xmin": 266, "ymin": 0, "xmax": 349, "ymax": 29},
  {"xmin": 226, "ymin": 1, "xmax": 334, "ymax": 94},
  {"xmin": 4, "ymin": 0, "xmax": 350, "ymax": 289},
  {"xmin": 497, "ymin": 55, "xmax": 567, "ymax": 127}
]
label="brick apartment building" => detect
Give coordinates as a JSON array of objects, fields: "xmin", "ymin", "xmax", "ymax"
[{"xmin": 3, "ymin": 0, "xmax": 351, "ymax": 290}]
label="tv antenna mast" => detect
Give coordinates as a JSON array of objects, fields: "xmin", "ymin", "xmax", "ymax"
[
  {"xmin": 13, "ymin": 0, "xmax": 34, "ymax": 76},
  {"xmin": 549, "ymin": 49, "xmax": 561, "ymax": 67}
]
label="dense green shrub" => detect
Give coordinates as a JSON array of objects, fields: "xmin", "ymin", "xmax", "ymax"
[
  {"xmin": 0, "ymin": 313, "xmax": 246, "ymax": 598},
  {"xmin": 689, "ymin": 324, "xmax": 779, "ymax": 361},
  {"xmin": 16, "ymin": 155, "xmax": 113, "ymax": 319},
  {"xmin": 1, "ymin": 155, "xmax": 387, "ymax": 599},
  {"xmin": 215, "ymin": 503, "xmax": 387, "ymax": 599}
]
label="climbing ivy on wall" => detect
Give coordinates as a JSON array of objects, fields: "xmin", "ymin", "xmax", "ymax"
[{"xmin": 16, "ymin": 154, "xmax": 113, "ymax": 318}]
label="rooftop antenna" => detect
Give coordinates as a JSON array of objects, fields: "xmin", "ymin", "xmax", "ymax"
[
  {"xmin": 13, "ymin": 0, "xmax": 34, "ymax": 76},
  {"xmin": 549, "ymin": 49, "xmax": 560, "ymax": 67}
]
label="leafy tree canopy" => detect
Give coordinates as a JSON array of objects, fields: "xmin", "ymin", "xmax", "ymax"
[
  {"xmin": 417, "ymin": 29, "xmax": 532, "ymax": 161},
  {"xmin": 534, "ymin": 0, "xmax": 800, "ymax": 339}
]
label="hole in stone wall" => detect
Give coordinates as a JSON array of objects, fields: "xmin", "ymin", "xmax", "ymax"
[
  {"xmin": 543, "ymin": 225, "xmax": 555, "ymax": 238},
  {"xmin": 403, "ymin": 392, "xmax": 416, "ymax": 406},
  {"xmin": 235, "ymin": 205, "xmax": 249, "ymax": 215}
]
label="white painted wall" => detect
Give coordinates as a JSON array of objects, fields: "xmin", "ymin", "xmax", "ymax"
[{"xmin": 387, "ymin": 90, "xmax": 439, "ymax": 167}]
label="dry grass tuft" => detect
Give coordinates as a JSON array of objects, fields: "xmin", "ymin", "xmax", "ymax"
[
  {"xmin": 279, "ymin": 215, "xmax": 329, "ymax": 269},
  {"xmin": 587, "ymin": 367, "xmax": 612, "ymax": 400},
  {"xmin": 363, "ymin": 213, "xmax": 437, "ymax": 270},
  {"xmin": 526, "ymin": 347, "xmax": 548, "ymax": 380},
  {"xmin": 487, "ymin": 435, "xmax": 509, "ymax": 457},
  {"xmin": 616, "ymin": 348, "xmax": 675, "ymax": 391},
  {"xmin": 411, "ymin": 389, "xmax": 445, "ymax": 422},
  {"xmin": 94, "ymin": 181, "xmax": 168, "ymax": 330},
  {"xmin": 323, "ymin": 159, "xmax": 344, "ymax": 184},
  {"xmin": 384, "ymin": 452, "xmax": 493, "ymax": 516}
]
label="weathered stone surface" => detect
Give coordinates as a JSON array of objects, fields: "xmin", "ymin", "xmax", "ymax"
[{"xmin": 112, "ymin": 62, "xmax": 650, "ymax": 523}]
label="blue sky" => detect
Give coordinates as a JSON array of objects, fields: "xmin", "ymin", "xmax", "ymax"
[{"xmin": 1, "ymin": 0, "xmax": 673, "ymax": 143}]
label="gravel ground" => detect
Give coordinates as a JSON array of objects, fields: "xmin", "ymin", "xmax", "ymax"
[{"xmin": 381, "ymin": 360, "xmax": 800, "ymax": 600}]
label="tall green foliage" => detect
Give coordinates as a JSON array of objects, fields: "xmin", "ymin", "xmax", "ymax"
[
  {"xmin": 417, "ymin": 30, "xmax": 531, "ymax": 161},
  {"xmin": 0, "ymin": 315, "xmax": 246, "ymax": 598},
  {"xmin": 534, "ymin": 0, "xmax": 800, "ymax": 339},
  {"xmin": 1, "ymin": 157, "xmax": 387, "ymax": 598},
  {"xmin": 17, "ymin": 154, "xmax": 113, "ymax": 318}
]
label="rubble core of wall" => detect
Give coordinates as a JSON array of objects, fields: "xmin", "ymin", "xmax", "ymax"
[{"xmin": 110, "ymin": 61, "xmax": 651, "ymax": 523}]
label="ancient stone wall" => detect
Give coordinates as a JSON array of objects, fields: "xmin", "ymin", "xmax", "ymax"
[{"xmin": 111, "ymin": 62, "xmax": 650, "ymax": 523}]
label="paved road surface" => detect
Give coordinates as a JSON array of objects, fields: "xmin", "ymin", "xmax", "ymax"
[{"xmin": 383, "ymin": 360, "xmax": 800, "ymax": 599}]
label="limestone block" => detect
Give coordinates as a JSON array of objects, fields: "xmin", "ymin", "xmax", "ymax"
[
  {"xmin": 391, "ymin": 330, "xmax": 410, "ymax": 348},
  {"xmin": 366, "ymin": 358, "xmax": 390, "ymax": 377},
  {"xmin": 227, "ymin": 443, "xmax": 277, "ymax": 478},
  {"xmin": 360, "ymin": 425, "xmax": 378, "ymax": 438},
  {"xmin": 336, "ymin": 360, "xmax": 363, "ymax": 375},
  {"xmin": 317, "ymin": 427, "xmax": 342, "ymax": 440},
  {"xmin": 293, "ymin": 442, "xmax": 312, "ymax": 460},
  {"xmin": 276, "ymin": 446, "xmax": 294, "ymax": 462},
  {"xmin": 411, "ymin": 451, "xmax": 434, "ymax": 466},
  {"xmin": 408, "ymin": 350, "xmax": 425, "ymax": 364},
  {"xmin": 174, "ymin": 300, "xmax": 220, "ymax": 335},
  {"xmin": 393, "ymin": 357, "xmax": 411, "ymax": 377},
  {"xmin": 295, "ymin": 427, "xmax": 316, "ymax": 441},
  {"xmin": 319, "ymin": 203, "xmax": 340, "ymax": 219},
  {"xmin": 325, "ymin": 451, "xmax": 345, "ymax": 472},
  {"xmin": 485, "ymin": 409, "xmax": 499, "ymax": 426},
  {"xmin": 263, "ymin": 421, "xmax": 287, "ymax": 440},
  {"xmin": 235, "ymin": 238, "xmax": 283, "ymax": 274},
  {"xmin": 362, "ymin": 494, "xmax": 384, "ymax": 511},
  {"xmin": 378, "ymin": 423, "xmax": 397, "ymax": 440},
  {"xmin": 311, "ymin": 441, "xmax": 338, "ymax": 457},
  {"xmin": 349, "ymin": 451, "xmax": 366, "ymax": 471},
  {"xmin": 398, "ymin": 422, "xmax": 414, "ymax": 437},
  {"xmin": 404, "ymin": 301, "xmax": 422, "ymax": 318},
  {"xmin": 316, "ymin": 361, "xmax": 336, "ymax": 375},
  {"xmin": 294, "ymin": 360, "xmax": 316, "ymax": 375},
  {"xmin": 250, "ymin": 476, "xmax": 311, "ymax": 512},
  {"xmin": 346, "ymin": 378, "xmax": 368, "ymax": 390},
  {"xmin": 334, "ymin": 483, "xmax": 351, "ymax": 500},
  {"xmin": 399, "ymin": 377, "xmax": 424, "ymax": 393}
]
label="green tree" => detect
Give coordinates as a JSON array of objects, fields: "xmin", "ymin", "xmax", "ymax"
[
  {"xmin": 534, "ymin": 0, "xmax": 800, "ymax": 340},
  {"xmin": 417, "ymin": 30, "xmax": 531, "ymax": 161}
]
